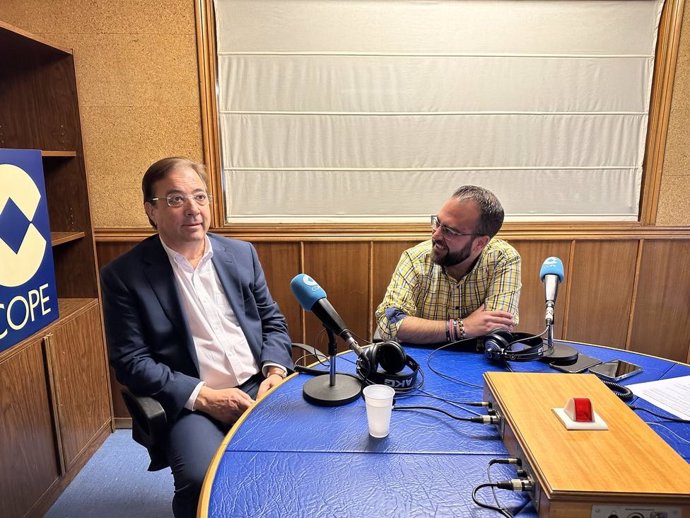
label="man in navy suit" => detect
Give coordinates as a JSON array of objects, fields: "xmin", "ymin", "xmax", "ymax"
[{"xmin": 101, "ymin": 157, "xmax": 293, "ymax": 518}]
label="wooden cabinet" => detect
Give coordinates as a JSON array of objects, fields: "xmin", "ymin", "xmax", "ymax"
[
  {"xmin": 0, "ymin": 21, "xmax": 113, "ymax": 517},
  {"xmin": 0, "ymin": 338, "xmax": 60, "ymax": 518},
  {"xmin": 47, "ymin": 302, "xmax": 112, "ymax": 472}
]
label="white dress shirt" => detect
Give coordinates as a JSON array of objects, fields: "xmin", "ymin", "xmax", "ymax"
[{"xmin": 160, "ymin": 237, "xmax": 283, "ymax": 410}]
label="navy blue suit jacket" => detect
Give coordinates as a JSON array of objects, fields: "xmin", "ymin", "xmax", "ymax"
[{"xmin": 101, "ymin": 233, "xmax": 293, "ymax": 421}]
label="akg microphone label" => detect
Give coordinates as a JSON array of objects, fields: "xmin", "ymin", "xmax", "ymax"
[{"xmin": 0, "ymin": 150, "xmax": 59, "ymax": 353}]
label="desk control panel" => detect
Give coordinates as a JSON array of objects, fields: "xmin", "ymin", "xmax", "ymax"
[
  {"xmin": 591, "ymin": 505, "xmax": 681, "ymax": 518},
  {"xmin": 483, "ymin": 372, "xmax": 690, "ymax": 518}
]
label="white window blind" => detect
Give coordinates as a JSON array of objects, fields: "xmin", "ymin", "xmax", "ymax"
[{"xmin": 214, "ymin": 0, "xmax": 664, "ymax": 223}]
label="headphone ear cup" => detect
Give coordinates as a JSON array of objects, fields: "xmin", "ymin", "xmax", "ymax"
[
  {"xmin": 364, "ymin": 343, "xmax": 379, "ymax": 371},
  {"xmin": 483, "ymin": 329, "xmax": 512, "ymax": 361},
  {"xmin": 360, "ymin": 343, "xmax": 377, "ymax": 371},
  {"xmin": 376, "ymin": 341, "xmax": 407, "ymax": 373}
]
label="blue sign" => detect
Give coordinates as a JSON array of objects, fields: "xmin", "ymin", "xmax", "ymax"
[{"xmin": 0, "ymin": 149, "xmax": 59, "ymax": 353}]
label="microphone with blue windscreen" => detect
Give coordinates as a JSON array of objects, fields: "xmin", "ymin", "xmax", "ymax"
[
  {"xmin": 540, "ymin": 257, "xmax": 564, "ymax": 326},
  {"xmin": 289, "ymin": 274, "xmax": 363, "ymax": 356},
  {"xmin": 538, "ymin": 257, "xmax": 578, "ymax": 364},
  {"xmin": 290, "ymin": 273, "xmax": 363, "ymax": 406}
]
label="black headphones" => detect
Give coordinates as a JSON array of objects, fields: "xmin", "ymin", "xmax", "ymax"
[
  {"xmin": 480, "ymin": 329, "xmax": 546, "ymax": 362},
  {"xmin": 356, "ymin": 341, "xmax": 421, "ymax": 393}
]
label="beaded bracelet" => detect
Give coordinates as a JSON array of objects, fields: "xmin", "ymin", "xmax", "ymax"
[{"xmin": 457, "ymin": 319, "xmax": 466, "ymax": 340}]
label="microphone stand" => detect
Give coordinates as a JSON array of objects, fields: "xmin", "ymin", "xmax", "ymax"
[
  {"xmin": 327, "ymin": 327, "xmax": 338, "ymax": 387},
  {"xmin": 547, "ymin": 322, "xmax": 554, "ymax": 351},
  {"xmin": 302, "ymin": 326, "xmax": 362, "ymax": 406},
  {"xmin": 540, "ymin": 320, "xmax": 579, "ymax": 365}
]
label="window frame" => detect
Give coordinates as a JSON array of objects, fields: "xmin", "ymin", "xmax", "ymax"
[{"xmin": 194, "ymin": 0, "xmax": 686, "ymax": 236}]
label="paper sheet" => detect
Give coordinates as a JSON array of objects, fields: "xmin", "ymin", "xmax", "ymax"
[{"xmin": 627, "ymin": 375, "xmax": 690, "ymax": 420}]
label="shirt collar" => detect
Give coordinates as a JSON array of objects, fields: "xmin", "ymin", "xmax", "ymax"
[{"xmin": 159, "ymin": 235, "xmax": 214, "ymax": 270}]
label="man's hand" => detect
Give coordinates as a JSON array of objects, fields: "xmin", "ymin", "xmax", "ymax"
[
  {"xmin": 257, "ymin": 366, "xmax": 286, "ymax": 398},
  {"xmin": 194, "ymin": 386, "xmax": 255, "ymax": 424},
  {"xmin": 463, "ymin": 304, "xmax": 515, "ymax": 338},
  {"xmin": 257, "ymin": 373, "xmax": 285, "ymax": 398}
]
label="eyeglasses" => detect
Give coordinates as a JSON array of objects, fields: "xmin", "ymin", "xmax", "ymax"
[
  {"xmin": 430, "ymin": 215, "xmax": 477, "ymax": 239},
  {"xmin": 150, "ymin": 192, "xmax": 212, "ymax": 208}
]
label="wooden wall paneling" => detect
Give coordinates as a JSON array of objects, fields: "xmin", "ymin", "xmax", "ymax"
[
  {"xmin": 371, "ymin": 241, "xmax": 421, "ymax": 336},
  {"xmin": 302, "ymin": 242, "xmax": 370, "ymax": 353},
  {"xmin": 252, "ymin": 242, "xmax": 303, "ymax": 358},
  {"xmin": 95, "ymin": 240, "xmax": 138, "ymax": 422},
  {"xmin": 0, "ymin": 341, "xmax": 60, "ymax": 518},
  {"xmin": 109, "ymin": 366, "xmax": 129, "ymax": 425},
  {"xmin": 566, "ymin": 241, "xmax": 638, "ymax": 349},
  {"xmin": 47, "ymin": 303, "xmax": 111, "ymax": 470},
  {"xmin": 96, "ymin": 240, "xmax": 139, "ymax": 271},
  {"xmin": 630, "ymin": 240, "xmax": 690, "ymax": 361},
  {"xmin": 510, "ymin": 241, "xmax": 572, "ymax": 339}
]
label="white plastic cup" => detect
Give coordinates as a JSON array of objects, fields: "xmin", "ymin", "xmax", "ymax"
[{"xmin": 363, "ymin": 384, "xmax": 395, "ymax": 438}]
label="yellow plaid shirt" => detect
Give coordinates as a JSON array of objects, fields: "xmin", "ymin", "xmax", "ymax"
[{"xmin": 375, "ymin": 238, "xmax": 521, "ymax": 340}]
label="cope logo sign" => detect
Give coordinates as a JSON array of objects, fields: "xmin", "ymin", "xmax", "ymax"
[{"xmin": 0, "ymin": 150, "xmax": 59, "ymax": 353}]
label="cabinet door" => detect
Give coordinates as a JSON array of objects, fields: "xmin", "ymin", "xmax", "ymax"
[
  {"xmin": 0, "ymin": 339, "xmax": 60, "ymax": 518},
  {"xmin": 48, "ymin": 303, "xmax": 111, "ymax": 469}
]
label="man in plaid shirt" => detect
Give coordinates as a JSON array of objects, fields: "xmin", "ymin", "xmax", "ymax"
[{"xmin": 376, "ymin": 185, "xmax": 521, "ymax": 344}]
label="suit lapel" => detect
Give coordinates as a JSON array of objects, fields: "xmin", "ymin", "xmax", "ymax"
[
  {"xmin": 142, "ymin": 236, "xmax": 197, "ymax": 367},
  {"xmin": 209, "ymin": 236, "xmax": 246, "ymax": 322}
]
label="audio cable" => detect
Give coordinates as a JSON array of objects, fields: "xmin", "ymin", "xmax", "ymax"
[
  {"xmin": 392, "ymin": 404, "xmax": 500, "ymax": 424},
  {"xmin": 426, "ymin": 338, "xmax": 486, "ymax": 389},
  {"xmin": 394, "ymin": 389, "xmax": 491, "ymax": 417},
  {"xmin": 630, "ymin": 405, "xmax": 690, "ymax": 423},
  {"xmin": 645, "ymin": 422, "xmax": 690, "ymax": 445},
  {"xmin": 472, "ymin": 458, "xmax": 533, "ymax": 518},
  {"xmin": 503, "ymin": 327, "xmax": 549, "ymax": 359}
]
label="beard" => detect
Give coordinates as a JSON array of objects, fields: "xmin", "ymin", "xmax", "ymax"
[{"xmin": 432, "ymin": 237, "xmax": 474, "ymax": 267}]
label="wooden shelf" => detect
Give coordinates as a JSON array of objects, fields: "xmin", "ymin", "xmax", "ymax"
[
  {"xmin": 51, "ymin": 231, "xmax": 86, "ymax": 246},
  {"xmin": 0, "ymin": 20, "xmax": 72, "ymax": 56},
  {"xmin": 42, "ymin": 150, "xmax": 77, "ymax": 158},
  {"xmin": 0, "ymin": 21, "xmax": 112, "ymax": 518},
  {"xmin": 57, "ymin": 298, "xmax": 98, "ymax": 320}
]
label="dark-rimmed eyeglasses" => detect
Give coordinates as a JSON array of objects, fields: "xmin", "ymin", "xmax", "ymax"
[
  {"xmin": 150, "ymin": 192, "xmax": 212, "ymax": 208},
  {"xmin": 430, "ymin": 215, "xmax": 478, "ymax": 239}
]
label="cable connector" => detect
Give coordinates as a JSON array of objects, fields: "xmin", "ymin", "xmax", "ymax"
[
  {"xmin": 495, "ymin": 478, "xmax": 534, "ymax": 491},
  {"xmin": 488, "ymin": 457, "xmax": 521, "ymax": 466},
  {"xmin": 464, "ymin": 401, "xmax": 492, "ymax": 407},
  {"xmin": 470, "ymin": 415, "xmax": 501, "ymax": 425}
]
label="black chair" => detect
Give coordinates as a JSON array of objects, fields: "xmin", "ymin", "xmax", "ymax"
[
  {"xmin": 121, "ymin": 343, "xmax": 326, "ymax": 470},
  {"xmin": 121, "ymin": 388, "xmax": 169, "ymax": 471}
]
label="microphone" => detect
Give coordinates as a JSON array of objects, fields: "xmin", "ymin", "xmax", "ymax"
[
  {"xmin": 290, "ymin": 273, "xmax": 364, "ymax": 357},
  {"xmin": 537, "ymin": 257, "xmax": 579, "ymax": 365},
  {"xmin": 539, "ymin": 257, "xmax": 564, "ymax": 326},
  {"xmin": 290, "ymin": 274, "xmax": 364, "ymax": 406}
]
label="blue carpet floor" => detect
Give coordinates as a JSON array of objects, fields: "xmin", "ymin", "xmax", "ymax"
[{"xmin": 46, "ymin": 429, "xmax": 174, "ymax": 518}]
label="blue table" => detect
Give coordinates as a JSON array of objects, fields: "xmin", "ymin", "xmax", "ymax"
[{"xmin": 199, "ymin": 341, "xmax": 690, "ymax": 518}]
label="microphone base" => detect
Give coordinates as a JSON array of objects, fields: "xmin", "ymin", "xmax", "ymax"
[
  {"xmin": 539, "ymin": 343, "xmax": 580, "ymax": 365},
  {"xmin": 302, "ymin": 374, "xmax": 362, "ymax": 406}
]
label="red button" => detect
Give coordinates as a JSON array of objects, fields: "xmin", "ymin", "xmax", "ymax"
[{"xmin": 573, "ymin": 397, "xmax": 593, "ymax": 422}]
